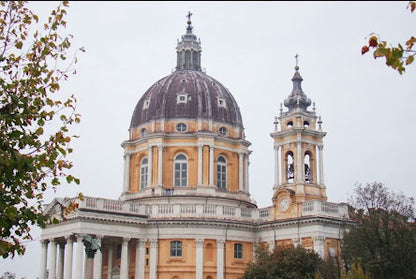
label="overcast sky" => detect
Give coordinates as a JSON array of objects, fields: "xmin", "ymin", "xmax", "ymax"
[{"xmin": 1, "ymin": 1, "xmax": 415, "ymax": 277}]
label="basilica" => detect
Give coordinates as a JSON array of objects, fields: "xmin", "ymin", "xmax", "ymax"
[{"xmin": 40, "ymin": 15, "xmax": 348, "ymax": 279}]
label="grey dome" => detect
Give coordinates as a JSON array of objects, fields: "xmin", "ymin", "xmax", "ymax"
[{"xmin": 129, "ymin": 70, "xmax": 243, "ymax": 130}]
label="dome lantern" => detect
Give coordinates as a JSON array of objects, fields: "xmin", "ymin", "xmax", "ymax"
[{"xmin": 175, "ymin": 11, "xmax": 202, "ymax": 71}]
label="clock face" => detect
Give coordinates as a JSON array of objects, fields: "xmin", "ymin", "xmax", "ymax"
[{"xmin": 280, "ymin": 199, "xmax": 290, "ymax": 212}]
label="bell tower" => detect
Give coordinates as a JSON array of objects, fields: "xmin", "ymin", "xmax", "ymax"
[{"xmin": 271, "ymin": 58, "xmax": 327, "ymax": 214}]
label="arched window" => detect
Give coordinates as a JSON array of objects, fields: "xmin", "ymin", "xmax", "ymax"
[
  {"xmin": 304, "ymin": 152, "xmax": 312, "ymax": 183},
  {"xmin": 140, "ymin": 157, "xmax": 148, "ymax": 190},
  {"xmin": 174, "ymin": 154, "xmax": 188, "ymax": 186},
  {"xmin": 286, "ymin": 151, "xmax": 295, "ymax": 183},
  {"xmin": 217, "ymin": 156, "xmax": 227, "ymax": 189},
  {"xmin": 185, "ymin": 50, "xmax": 191, "ymax": 69}
]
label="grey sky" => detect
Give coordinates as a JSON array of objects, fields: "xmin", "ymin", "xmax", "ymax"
[{"xmin": 1, "ymin": 1, "xmax": 415, "ymax": 277}]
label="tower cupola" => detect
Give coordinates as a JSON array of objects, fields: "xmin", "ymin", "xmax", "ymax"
[
  {"xmin": 283, "ymin": 58, "xmax": 312, "ymax": 111},
  {"xmin": 175, "ymin": 11, "xmax": 202, "ymax": 71}
]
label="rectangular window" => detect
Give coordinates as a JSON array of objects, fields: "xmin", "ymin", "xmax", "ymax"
[
  {"xmin": 116, "ymin": 244, "xmax": 122, "ymax": 259},
  {"xmin": 170, "ymin": 241, "xmax": 182, "ymax": 257},
  {"xmin": 234, "ymin": 243, "xmax": 243, "ymax": 259}
]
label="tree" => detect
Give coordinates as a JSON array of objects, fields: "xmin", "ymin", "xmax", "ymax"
[
  {"xmin": 244, "ymin": 243, "xmax": 322, "ymax": 279},
  {"xmin": 341, "ymin": 182, "xmax": 416, "ymax": 279},
  {"xmin": 0, "ymin": 1, "xmax": 83, "ymax": 258},
  {"xmin": 361, "ymin": 2, "xmax": 416, "ymax": 74}
]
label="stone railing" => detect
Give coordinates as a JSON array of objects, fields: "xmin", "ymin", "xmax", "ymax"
[
  {"xmin": 301, "ymin": 200, "xmax": 348, "ymax": 219},
  {"xmin": 79, "ymin": 196, "xmax": 348, "ymax": 223},
  {"xmin": 79, "ymin": 196, "xmax": 259, "ymax": 222}
]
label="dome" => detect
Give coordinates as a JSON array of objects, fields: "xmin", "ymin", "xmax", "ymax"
[
  {"xmin": 129, "ymin": 16, "xmax": 244, "ymax": 133},
  {"xmin": 129, "ymin": 70, "xmax": 243, "ymax": 130}
]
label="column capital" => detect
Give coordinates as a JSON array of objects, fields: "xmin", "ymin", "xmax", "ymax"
[
  {"xmin": 195, "ymin": 238, "xmax": 204, "ymax": 248},
  {"xmin": 317, "ymin": 145, "xmax": 324, "ymax": 150},
  {"xmin": 96, "ymin": 235, "xmax": 104, "ymax": 241},
  {"xmin": 313, "ymin": 235, "xmax": 325, "ymax": 245},
  {"xmin": 122, "ymin": 237, "xmax": 131, "ymax": 244},
  {"xmin": 216, "ymin": 239, "xmax": 225, "ymax": 248},
  {"xmin": 149, "ymin": 239, "xmax": 158, "ymax": 248},
  {"xmin": 157, "ymin": 144, "xmax": 164, "ymax": 149},
  {"xmin": 64, "ymin": 235, "xmax": 73, "ymax": 242},
  {"xmin": 273, "ymin": 142, "xmax": 281, "ymax": 149},
  {"xmin": 137, "ymin": 239, "xmax": 146, "ymax": 248},
  {"xmin": 40, "ymin": 239, "xmax": 49, "ymax": 246}
]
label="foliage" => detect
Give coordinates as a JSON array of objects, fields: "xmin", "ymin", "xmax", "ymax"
[
  {"xmin": 0, "ymin": 1, "xmax": 83, "ymax": 258},
  {"xmin": 340, "ymin": 263, "xmax": 370, "ymax": 279},
  {"xmin": 341, "ymin": 182, "xmax": 416, "ymax": 279},
  {"xmin": 361, "ymin": 1, "xmax": 415, "ymax": 74},
  {"xmin": 244, "ymin": 243, "xmax": 322, "ymax": 279}
]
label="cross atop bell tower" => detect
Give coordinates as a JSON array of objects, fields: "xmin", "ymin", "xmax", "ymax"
[{"xmin": 270, "ymin": 59, "xmax": 327, "ymax": 211}]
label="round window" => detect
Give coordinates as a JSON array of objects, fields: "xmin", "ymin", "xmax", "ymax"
[
  {"xmin": 219, "ymin": 127, "xmax": 227, "ymax": 136},
  {"xmin": 176, "ymin": 123, "xmax": 187, "ymax": 132}
]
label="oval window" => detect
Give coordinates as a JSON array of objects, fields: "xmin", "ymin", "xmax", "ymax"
[
  {"xmin": 140, "ymin": 128, "xmax": 147, "ymax": 136},
  {"xmin": 176, "ymin": 123, "xmax": 187, "ymax": 132},
  {"xmin": 219, "ymin": 127, "xmax": 227, "ymax": 136}
]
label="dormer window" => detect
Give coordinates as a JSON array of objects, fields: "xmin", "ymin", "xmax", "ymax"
[
  {"xmin": 143, "ymin": 99, "xmax": 151, "ymax": 110},
  {"xmin": 177, "ymin": 94, "xmax": 188, "ymax": 104},
  {"xmin": 140, "ymin": 128, "xmax": 147, "ymax": 137},
  {"xmin": 217, "ymin": 97, "xmax": 226, "ymax": 108}
]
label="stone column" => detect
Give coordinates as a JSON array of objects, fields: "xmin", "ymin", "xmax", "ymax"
[
  {"xmin": 149, "ymin": 239, "xmax": 158, "ymax": 279},
  {"xmin": 195, "ymin": 239, "xmax": 204, "ymax": 279},
  {"xmin": 238, "ymin": 152, "xmax": 244, "ymax": 191},
  {"xmin": 313, "ymin": 236, "xmax": 325, "ymax": 258},
  {"xmin": 135, "ymin": 239, "xmax": 146, "ymax": 279},
  {"xmin": 123, "ymin": 153, "xmax": 131, "ymax": 193},
  {"xmin": 296, "ymin": 134, "xmax": 302, "ymax": 182},
  {"xmin": 147, "ymin": 146, "xmax": 153, "ymax": 187},
  {"xmin": 245, "ymin": 153, "xmax": 250, "ymax": 192},
  {"xmin": 48, "ymin": 240, "xmax": 57, "ymax": 279},
  {"xmin": 157, "ymin": 145, "xmax": 163, "ymax": 186},
  {"xmin": 318, "ymin": 145, "xmax": 324, "ymax": 186},
  {"xmin": 197, "ymin": 144, "xmax": 203, "ymax": 185},
  {"xmin": 274, "ymin": 143, "xmax": 280, "ymax": 188},
  {"xmin": 64, "ymin": 236, "xmax": 73, "ymax": 279},
  {"xmin": 74, "ymin": 236, "xmax": 84, "ymax": 279},
  {"xmin": 39, "ymin": 240, "xmax": 49, "ymax": 279},
  {"xmin": 107, "ymin": 244, "xmax": 113, "ymax": 279},
  {"xmin": 268, "ymin": 240, "xmax": 275, "ymax": 253},
  {"xmin": 57, "ymin": 243, "xmax": 65, "ymax": 279},
  {"xmin": 120, "ymin": 238, "xmax": 130, "ymax": 279},
  {"xmin": 216, "ymin": 239, "xmax": 225, "ymax": 279},
  {"xmin": 93, "ymin": 236, "xmax": 103, "ymax": 279},
  {"xmin": 209, "ymin": 146, "xmax": 214, "ymax": 185}
]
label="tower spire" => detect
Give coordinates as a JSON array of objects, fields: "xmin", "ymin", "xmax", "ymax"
[
  {"xmin": 176, "ymin": 11, "xmax": 202, "ymax": 71},
  {"xmin": 283, "ymin": 54, "xmax": 311, "ymax": 111}
]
